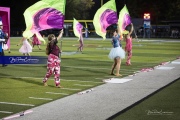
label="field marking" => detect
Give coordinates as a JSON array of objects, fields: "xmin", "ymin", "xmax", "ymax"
[
  {"xmin": 0, "ymin": 102, "xmax": 34, "ymax": 106},
  {"xmin": 64, "ymin": 66, "xmax": 142, "ymax": 72},
  {"xmin": 61, "ymin": 79, "xmax": 103, "ymax": 84},
  {"xmin": 0, "ymin": 111, "xmax": 13, "ymax": 114},
  {"xmin": 0, "ymin": 76, "xmax": 103, "ymax": 84},
  {"xmin": 155, "ymin": 67, "xmax": 174, "ymax": 70},
  {"xmin": 104, "ymin": 78, "xmax": 133, "ymax": 83},
  {"xmin": 171, "ymin": 62, "xmax": 180, "ymax": 64},
  {"xmin": 61, "ymin": 88, "xmax": 81, "ymax": 91},
  {"xmin": 65, "ymin": 66, "xmax": 109, "ymax": 70},
  {"xmin": 29, "ymin": 97, "xmax": 53, "ymax": 101},
  {"xmin": 95, "ymin": 78, "xmax": 103, "ymax": 79},
  {"xmin": 2, "ymin": 110, "xmax": 33, "ymax": 120},
  {"xmin": 46, "ymin": 92, "xmax": 69, "ymax": 95},
  {"xmin": 74, "ymin": 84, "xmax": 93, "ymax": 87}
]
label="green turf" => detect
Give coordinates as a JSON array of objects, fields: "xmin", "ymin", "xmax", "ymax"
[
  {"xmin": 0, "ymin": 38, "xmax": 180, "ymax": 118},
  {"xmin": 111, "ymin": 78, "xmax": 180, "ymax": 120}
]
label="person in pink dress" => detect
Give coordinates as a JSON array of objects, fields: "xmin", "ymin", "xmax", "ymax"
[
  {"xmin": 43, "ymin": 29, "xmax": 63, "ymax": 88},
  {"xmin": 17, "ymin": 37, "xmax": 32, "ymax": 56},
  {"xmin": 77, "ymin": 29, "xmax": 86, "ymax": 53},
  {"xmin": 32, "ymin": 34, "xmax": 41, "ymax": 50},
  {"xmin": 124, "ymin": 23, "xmax": 134, "ymax": 65}
]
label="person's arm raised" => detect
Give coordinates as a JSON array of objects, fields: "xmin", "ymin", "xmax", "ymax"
[
  {"xmin": 129, "ymin": 23, "xmax": 134, "ymax": 35},
  {"xmin": 57, "ymin": 29, "xmax": 64, "ymax": 40}
]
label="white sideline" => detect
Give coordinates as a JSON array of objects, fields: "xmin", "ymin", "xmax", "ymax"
[
  {"xmin": 74, "ymin": 84, "xmax": 93, "ymax": 87},
  {"xmin": 0, "ymin": 111, "xmax": 13, "ymax": 114},
  {"xmin": 45, "ymin": 92, "xmax": 69, "ymax": 95},
  {"xmin": 0, "ymin": 102, "xmax": 34, "ymax": 106},
  {"xmin": 29, "ymin": 97, "xmax": 52, "ymax": 101}
]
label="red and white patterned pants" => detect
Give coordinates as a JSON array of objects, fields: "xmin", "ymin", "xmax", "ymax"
[
  {"xmin": 43, "ymin": 54, "xmax": 61, "ymax": 86},
  {"xmin": 126, "ymin": 50, "xmax": 132, "ymax": 65}
]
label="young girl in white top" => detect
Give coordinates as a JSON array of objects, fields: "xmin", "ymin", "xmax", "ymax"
[{"xmin": 17, "ymin": 37, "xmax": 32, "ymax": 56}]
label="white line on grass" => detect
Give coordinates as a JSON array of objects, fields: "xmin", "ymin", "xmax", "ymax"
[
  {"xmin": 0, "ymin": 111, "xmax": 13, "ymax": 114},
  {"xmin": 46, "ymin": 92, "xmax": 69, "ymax": 95},
  {"xmin": 61, "ymin": 88, "xmax": 81, "ymax": 91},
  {"xmin": 0, "ymin": 76, "xmax": 104, "ymax": 84},
  {"xmin": 61, "ymin": 79, "xmax": 103, "ymax": 84},
  {"xmin": 0, "ymin": 102, "xmax": 34, "ymax": 106},
  {"xmin": 95, "ymin": 78, "xmax": 103, "ymax": 79},
  {"xmin": 29, "ymin": 97, "xmax": 53, "ymax": 101},
  {"xmin": 64, "ymin": 66, "xmax": 141, "ymax": 72},
  {"xmin": 74, "ymin": 84, "xmax": 93, "ymax": 87},
  {"xmin": 65, "ymin": 66, "xmax": 109, "ymax": 70}
]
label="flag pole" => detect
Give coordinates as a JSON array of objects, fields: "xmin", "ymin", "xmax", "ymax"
[
  {"xmin": 132, "ymin": 24, "xmax": 140, "ymax": 42},
  {"xmin": 101, "ymin": 0, "xmax": 103, "ymax": 6},
  {"xmin": 60, "ymin": 34, "xmax": 63, "ymax": 60}
]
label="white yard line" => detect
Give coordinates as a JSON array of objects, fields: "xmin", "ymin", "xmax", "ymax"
[
  {"xmin": 29, "ymin": 97, "xmax": 52, "ymax": 101},
  {"xmin": 65, "ymin": 66, "xmax": 109, "ymax": 70},
  {"xmin": 0, "ymin": 102, "xmax": 34, "ymax": 106},
  {"xmin": 0, "ymin": 111, "xmax": 13, "ymax": 114},
  {"xmin": 74, "ymin": 84, "xmax": 93, "ymax": 87},
  {"xmin": 46, "ymin": 92, "xmax": 69, "ymax": 95},
  {"xmin": 61, "ymin": 79, "xmax": 103, "ymax": 84},
  {"xmin": 61, "ymin": 88, "xmax": 81, "ymax": 91},
  {"xmin": 0, "ymin": 76, "xmax": 103, "ymax": 84}
]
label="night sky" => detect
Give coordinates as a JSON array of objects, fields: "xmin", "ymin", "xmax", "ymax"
[{"xmin": 0, "ymin": 0, "xmax": 179, "ymax": 29}]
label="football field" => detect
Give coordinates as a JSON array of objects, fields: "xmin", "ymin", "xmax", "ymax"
[{"xmin": 0, "ymin": 37, "xmax": 180, "ymax": 119}]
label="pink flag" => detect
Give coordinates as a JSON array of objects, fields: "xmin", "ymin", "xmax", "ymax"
[{"xmin": 0, "ymin": 7, "xmax": 10, "ymax": 49}]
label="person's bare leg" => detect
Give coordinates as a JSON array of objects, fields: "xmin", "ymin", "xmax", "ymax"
[
  {"xmin": 27, "ymin": 53, "xmax": 30, "ymax": 56},
  {"xmin": 116, "ymin": 57, "xmax": 122, "ymax": 76},
  {"xmin": 38, "ymin": 45, "xmax": 41, "ymax": 50},
  {"xmin": 110, "ymin": 58, "xmax": 117, "ymax": 75}
]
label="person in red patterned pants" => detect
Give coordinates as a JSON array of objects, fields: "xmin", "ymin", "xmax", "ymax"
[
  {"xmin": 124, "ymin": 23, "xmax": 133, "ymax": 66},
  {"xmin": 43, "ymin": 29, "xmax": 63, "ymax": 88}
]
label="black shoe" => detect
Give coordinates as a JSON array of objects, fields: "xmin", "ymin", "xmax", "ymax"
[{"xmin": 2, "ymin": 64, "xmax": 8, "ymax": 67}]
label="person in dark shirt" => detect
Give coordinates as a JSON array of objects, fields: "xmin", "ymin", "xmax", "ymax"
[
  {"xmin": 0, "ymin": 21, "xmax": 8, "ymax": 67},
  {"xmin": 43, "ymin": 29, "xmax": 63, "ymax": 88}
]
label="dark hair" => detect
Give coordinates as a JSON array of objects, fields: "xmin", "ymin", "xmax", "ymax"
[
  {"xmin": 113, "ymin": 29, "xmax": 118, "ymax": 33},
  {"xmin": 47, "ymin": 34, "xmax": 55, "ymax": 41},
  {"xmin": 46, "ymin": 42, "xmax": 51, "ymax": 55}
]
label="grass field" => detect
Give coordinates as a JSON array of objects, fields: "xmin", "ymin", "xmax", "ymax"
[{"xmin": 0, "ymin": 37, "xmax": 180, "ymax": 119}]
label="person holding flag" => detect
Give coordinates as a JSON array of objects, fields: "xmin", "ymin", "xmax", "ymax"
[
  {"xmin": 124, "ymin": 23, "xmax": 134, "ymax": 65},
  {"xmin": 22, "ymin": 0, "xmax": 66, "ymax": 87},
  {"xmin": 73, "ymin": 18, "xmax": 86, "ymax": 52},
  {"xmin": 32, "ymin": 34, "xmax": 42, "ymax": 50},
  {"xmin": 108, "ymin": 24, "xmax": 125, "ymax": 76},
  {"xmin": 118, "ymin": 5, "xmax": 134, "ymax": 65},
  {"xmin": 43, "ymin": 29, "xmax": 64, "ymax": 88}
]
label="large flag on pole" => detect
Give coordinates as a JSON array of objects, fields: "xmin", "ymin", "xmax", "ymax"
[
  {"xmin": 118, "ymin": 5, "xmax": 132, "ymax": 35},
  {"xmin": 73, "ymin": 18, "xmax": 83, "ymax": 39},
  {"xmin": 23, "ymin": 0, "xmax": 66, "ymax": 43},
  {"xmin": 93, "ymin": 0, "xmax": 118, "ymax": 40},
  {"xmin": 0, "ymin": 7, "xmax": 10, "ymax": 50}
]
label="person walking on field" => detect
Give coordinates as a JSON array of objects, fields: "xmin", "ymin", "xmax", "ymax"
[
  {"xmin": 77, "ymin": 28, "xmax": 86, "ymax": 53},
  {"xmin": 108, "ymin": 24, "xmax": 125, "ymax": 76},
  {"xmin": 32, "ymin": 34, "xmax": 42, "ymax": 50},
  {"xmin": 17, "ymin": 37, "xmax": 32, "ymax": 56},
  {"xmin": 124, "ymin": 23, "xmax": 134, "ymax": 66},
  {"xmin": 43, "ymin": 29, "xmax": 63, "ymax": 88}
]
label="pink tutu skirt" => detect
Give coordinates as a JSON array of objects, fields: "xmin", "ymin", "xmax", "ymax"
[{"xmin": 19, "ymin": 40, "xmax": 32, "ymax": 53}]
